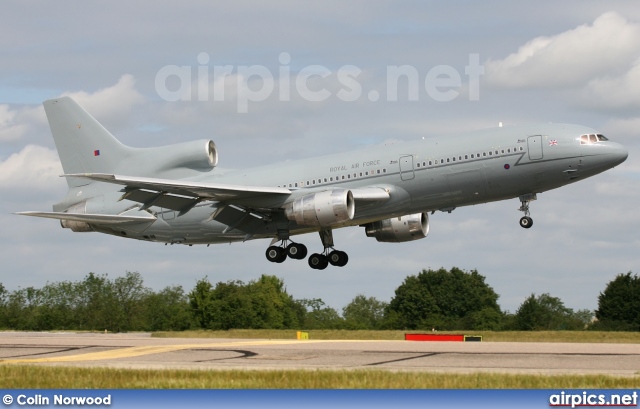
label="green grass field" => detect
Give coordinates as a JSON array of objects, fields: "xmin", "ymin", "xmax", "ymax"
[{"xmin": 0, "ymin": 366, "xmax": 638, "ymax": 389}]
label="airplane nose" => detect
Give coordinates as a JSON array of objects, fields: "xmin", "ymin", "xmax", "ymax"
[{"xmin": 613, "ymin": 143, "xmax": 629, "ymax": 165}]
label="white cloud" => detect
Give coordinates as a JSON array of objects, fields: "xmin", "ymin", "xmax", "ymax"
[
  {"xmin": 0, "ymin": 145, "xmax": 64, "ymax": 191},
  {"xmin": 582, "ymin": 60, "xmax": 640, "ymax": 112},
  {"xmin": 0, "ymin": 104, "xmax": 28, "ymax": 141},
  {"xmin": 61, "ymin": 74, "xmax": 145, "ymax": 126},
  {"xmin": 485, "ymin": 12, "xmax": 640, "ymax": 88}
]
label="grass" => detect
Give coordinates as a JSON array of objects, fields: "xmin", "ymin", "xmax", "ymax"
[
  {"xmin": 0, "ymin": 365, "xmax": 638, "ymax": 388},
  {"xmin": 152, "ymin": 329, "xmax": 640, "ymax": 343}
]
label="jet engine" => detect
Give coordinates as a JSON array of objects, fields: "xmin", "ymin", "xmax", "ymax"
[
  {"xmin": 364, "ymin": 212, "xmax": 430, "ymax": 243},
  {"xmin": 285, "ymin": 189, "xmax": 355, "ymax": 227},
  {"xmin": 152, "ymin": 139, "xmax": 218, "ymax": 172},
  {"xmin": 60, "ymin": 202, "xmax": 93, "ymax": 232}
]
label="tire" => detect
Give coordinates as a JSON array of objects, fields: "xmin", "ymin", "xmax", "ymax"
[
  {"xmin": 266, "ymin": 246, "xmax": 286, "ymax": 262},
  {"xmin": 519, "ymin": 216, "xmax": 533, "ymax": 229},
  {"xmin": 286, "ymin": 243, "xmax": 308, "ymax": 260},
  {"xmin": 308, "ymin": 253, "xmax": 328, "ymax": 270},
  {"xmin": 328, "ymin": 250, "xmax": 348, "ymax": 267}
]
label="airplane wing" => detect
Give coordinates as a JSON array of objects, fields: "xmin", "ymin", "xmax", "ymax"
[
  {"xmin": 61, "ymin": 173, "xmax": 389, "ymax": 219},
  {"xmin": 65, "ymin": 173, "xmax": 291, "ymax": 200},
  {"xmin": 16, "ymin": 211, "xmax": 156, "ymax": 224}
]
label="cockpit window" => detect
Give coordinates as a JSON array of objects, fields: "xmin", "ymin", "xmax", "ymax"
[{"xmin": 580, "ymin": 133, "xmax": 609, "ymax": 144}]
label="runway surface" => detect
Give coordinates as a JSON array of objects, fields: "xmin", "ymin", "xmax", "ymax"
[{"xmin": 1, "ymin": 332, "xmax": 639, "ymax": 375}]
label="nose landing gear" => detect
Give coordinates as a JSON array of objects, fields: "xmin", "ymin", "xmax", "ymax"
[{"xmin": 518, "ymin": 193, "xmax": 537, "ymax": 229}]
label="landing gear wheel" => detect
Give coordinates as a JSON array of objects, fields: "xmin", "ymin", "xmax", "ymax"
[
  {"xmin": 519, "ymin": 216, "xmax": 533, "ymax": 229},
  {"xmin": 265, "ymin": 246, "xmax": 287, "ymax": 263},
  {"xmin": 286, "ymin": 242, "xmax": 308, "ymax": 260},
  {"xmin": 328, "ymin": 250, "xmax": 348, "ymax": 267},
  {"xmin": 308, "ymin": 253, "xmax": 328, "ymax": 270}
]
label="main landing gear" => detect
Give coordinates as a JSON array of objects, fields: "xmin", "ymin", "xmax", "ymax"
[
  {"xmin": 264, "ymin": 229, "xmax": 349, "ymax": 270},
  {"xmin": 265, "ymin": 241, "xmax": 308, "ymax": 263},
  {"xmin": 308, "ymin": 230, "xmax": 349, "ymax": 270},
  {"xmin": 518, "ymin": 193, "xmax": 537, "ymax": 229}
]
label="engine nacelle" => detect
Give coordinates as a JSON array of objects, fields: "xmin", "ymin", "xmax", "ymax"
[
  {"xmin": 364, "ymin": 212, "xmax": 430, "ymax": 243},
  {"xmin": 154, "ymin": 139, "xmax": 218, "ymax": 171},
  {"xmin": 285, "ymin": 189, "xmax": 355, "ymax": 227},
  {"xmin": 60, "ymin": 201, "xmax": 93, "ymax": 232},
  {"xmin": 60, "ymin": 219, "xmax": 94, "ymax": 232}
]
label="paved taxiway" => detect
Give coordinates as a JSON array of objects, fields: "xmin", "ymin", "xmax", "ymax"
[{"xmin": 0, "ymin": 332, "xmax": 639, "ymax": 375}]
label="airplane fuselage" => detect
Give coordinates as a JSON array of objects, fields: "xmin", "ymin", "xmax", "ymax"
[
  {"xmin": 20, "ymin": 97, "xmax": 628, "ymax": 269},
  {"xmin": 84, "ymin": 123, "xmax": 625, "ymax": 244}
]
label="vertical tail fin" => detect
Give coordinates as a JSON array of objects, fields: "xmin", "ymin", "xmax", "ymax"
[{"xmin": 43, "ymin": 97, "xmax": 133, "ymax": 187}]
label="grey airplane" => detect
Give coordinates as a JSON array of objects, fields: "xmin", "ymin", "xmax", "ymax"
[{"xmin": 19, "ymin": 97, "xmax": 628, "ymax": 269}]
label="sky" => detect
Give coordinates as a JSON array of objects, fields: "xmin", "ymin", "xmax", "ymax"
[{"xmin": 1, "ymin": 1, "xmax": 639, "ymax": 315}]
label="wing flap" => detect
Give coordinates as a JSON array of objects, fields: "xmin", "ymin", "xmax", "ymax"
[{"xmin": 121, "ymin": 190, "xmax": 199, "ymax": 212}]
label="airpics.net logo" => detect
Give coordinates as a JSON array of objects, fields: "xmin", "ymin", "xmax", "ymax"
[{"xmin": 155, "ymin": 52, "xmax": 484, "ymax": 113}]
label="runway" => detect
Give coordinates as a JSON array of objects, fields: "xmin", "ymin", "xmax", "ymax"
[{"xmin": 1, "ymin": 332, "xmax": 639, "ymax": 375}]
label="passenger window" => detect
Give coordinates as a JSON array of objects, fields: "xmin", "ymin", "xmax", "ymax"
[
  {"xmin": 489, "ymin": 151, "xmax": 492, "ymax": 156},
  {"xmin": 383, "ymin": 168, "xmax": 387, "ymax": 173},
  {"xmin": 452, "ymin": 157, "xmax": 456, "ymax": 162},
  {"xmin": 470, "ymin": 154, "xmax": 475, "ymax": 159},
  {"xmin": 416, "ymin": 163, "xmax": 421, "ymax": 168},
  {"xmin": 428, "ymin": 161, "xmax": 432, "ymax": 166},
  {"xmin": 464, "ymin": 155, "xmax": 468, "ymax": 160},
  {"xmin": 446, "ymin": 158, "xmax": 450, "ymax": 163}
]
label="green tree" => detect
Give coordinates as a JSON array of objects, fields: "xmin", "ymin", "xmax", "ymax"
[
  {"xmin": 145, "ymin": 285, "xmax": 193, "ymax": 331},
  {"xmin": 595, "ymin": 272, "xmax": 640, "ymax": 331},
  {"xmin": 384, "ymin": 267, "xmax": 502, "ymax": 330},
  {"xmin": 342, "ymin": 295, "xmax": 388, "ymax": 329},
  {"xmin": 514, "ymin": 293, "xmax": 587, "ymax": 330},
  {"xmin": 298, "ymin": 298, "xmax": 344, "ymax": 329},
  {"xmin": 188, "ymin": 275, "xmax": 304, "ymax": 330}
]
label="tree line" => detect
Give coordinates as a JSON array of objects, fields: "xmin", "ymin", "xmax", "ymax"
[{"xmin": 0, "ymin": 268, "xmax": 637, "ymax": 332}]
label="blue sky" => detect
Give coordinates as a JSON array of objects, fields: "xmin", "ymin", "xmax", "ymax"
[{"xmin": 1, "ymin": 1, "xmax": 639, "ymax": 314}]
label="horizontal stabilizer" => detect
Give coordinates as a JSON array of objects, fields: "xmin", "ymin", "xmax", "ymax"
[
  {"xmin": 16, "ymin": 211, "xmax": 156, "ymax": 224},
  {"xmin": 64, "ymin": 173, "xmax": 291, "ymax": 201}
]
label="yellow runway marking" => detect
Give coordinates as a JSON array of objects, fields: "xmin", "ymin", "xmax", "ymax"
[{"xmin": 0, "ymin": 339, "xmax": 370, "ymax": 364}]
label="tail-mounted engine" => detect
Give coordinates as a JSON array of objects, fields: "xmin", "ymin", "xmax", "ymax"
[
  {"xmin": 285, "ymin": 189, "xmax": 355, "ymax": 228},
  {"xmin": 364, "ymin": 212, "xmax": 430, "ymax": 242},
  {"xmin": 150, "ymin": 139, "xmax": 218, "ymax": 172}
]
